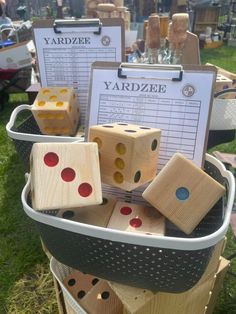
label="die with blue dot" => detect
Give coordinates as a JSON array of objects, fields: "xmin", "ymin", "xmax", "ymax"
[{"xmin": 142, "ymin": 153, "xmax": 225, "ymax": 234}]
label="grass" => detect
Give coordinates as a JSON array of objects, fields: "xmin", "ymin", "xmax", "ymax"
[
  {"xmin": 201, "ymin": 45, "xmax": 236, "ymax": 73},
  {"xmin": 0, "ymin": 95, "xmax": 58, "ymax": 313},
  {"xmin": 6, "ymin": 264, "xmax": 58, "ymax": 313},
  {"xmin": 0, "ymin": 44, "xmax": 236, "ymax": 313}
]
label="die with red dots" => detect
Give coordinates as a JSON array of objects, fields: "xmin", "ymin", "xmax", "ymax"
[
  {"xmin": 30, "ymin": 142, "xmax": 102, "ymax": 211},
  {"xmin": 31, "ymin": 86, "xmax": 80, "ymax": 136},
  {"xmin": 142, "ymin": 153, "xmax": 226, "ymax": 234},
  {"xmin": 88, "ymin": 123, "xmax": 161, "ymax": 191},
  {"xmin": 107, "ymin": 201, "xmax": 165, "ymax": 235}
]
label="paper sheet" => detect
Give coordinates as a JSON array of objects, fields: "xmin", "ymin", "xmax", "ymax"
[{"xmin": 33, "ymin": 21, "xmax": 124, "ymax": 127}]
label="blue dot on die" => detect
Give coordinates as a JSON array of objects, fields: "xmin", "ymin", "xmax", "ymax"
[{"xmin": 176, "ymin": 187, "xmax": 190, "ymax": 201}]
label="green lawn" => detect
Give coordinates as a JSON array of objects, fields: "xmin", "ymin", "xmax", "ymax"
[
  {"xmin": 0, "ymin": 44, "xmax": 236, "ymax": 313},
  {"xmin": 201, "ymin": 44, "xmax": 236, "ymax": 314},
  {"xmin": 201, "ymin": 45, "xmax": 236, "ymax": 73},
  {"xmin": 0, "ymin": 96, "xmax": 58, "ymax": 313}
]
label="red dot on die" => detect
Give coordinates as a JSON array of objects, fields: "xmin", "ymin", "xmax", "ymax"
[
  {"xmin": 120, "ymin": 206, "xmax": 132, "ymax": 215},
  {"xmin": 130, "ymin": 218, "xmax": 142, "ymax": 228},
  {"xmin": 78, "ymin": 182, "xmax": 92, "ymax": 197},
  {"xmin": 61, "ymin": 168, "xmax": 76, "ymax": 182},
  {"xmin": 44, "ymin": 152, "xmax": 59, "ymax": 167}
]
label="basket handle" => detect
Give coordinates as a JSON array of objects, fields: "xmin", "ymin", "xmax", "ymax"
[
  {"xmin": 6, "ymin": 104, "xmax": 83, "ymax": 143},
  {"xmin": 7, "ymin": 104, "xmax": 31, "ymax": 128}
]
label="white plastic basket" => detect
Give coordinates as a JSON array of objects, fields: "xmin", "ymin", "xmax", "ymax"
[
  {"xmin": 210, "ymin": 98, "xmax": 236, "ymax": 130},
  {"xmin": 21, "ymin": 154, "xmax": 235, "ymax": 293},
  {"xmin": 6, "ymin": 104, "xmax": 84, "ymax": 170},
  {"xmin": 50, "ymin": 257, "xmax": 87, "ymax": 314}
]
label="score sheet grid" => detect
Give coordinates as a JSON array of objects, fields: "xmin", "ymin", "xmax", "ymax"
[
  {"xmin": 42, "ymin": 47, "xmax": 117, "ymax": 126},
  {"xmin": 97, "ymin": 94, "xmax": 201, "ymax": 170}
]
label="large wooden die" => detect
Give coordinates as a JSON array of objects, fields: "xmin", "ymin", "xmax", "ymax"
[
  {"xmin": 107, "ymin": 201, "xmax": 165, "ymax": 235},
  {"xmin": 80, "ymin": 280, "xmax": 123, "ymax": 314},
  {"xmin": 63, "ymin": 270, "xmax": 123, "ymax": 314},
  {"xmin": 56, "ymin": 195, "xmax": 116, "ymax": 227},
  {"xmin": 88, "ymin": 123, "xmax": 161, "ymax": 191},
  {"xmin": 142, "ymin": 153, "xmax": 225, "ymax": 234},
  {"xmin": 31, "ymin": 86, "xmax": 80, "ymax": 135},
  {"xmin": 30, "ymin": 142, "xmax": 102, "ymax": 210}
]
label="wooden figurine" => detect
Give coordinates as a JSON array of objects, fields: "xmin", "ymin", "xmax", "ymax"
[
  {"xmin": 148, "ymin": 14, "xmax": 161, "ymax": 50},
  {"xmin": 167, "ymin": 13, "xmax": 189, "ymax": 64},
  {"xmin": 56, "ymin": 195, "xmax": 116, "ymax": 227},
  {"xmin": 147, "ymin": 14, "xmax": 161, "ymax": 64},
  {"xmin": 97, "ymin": 3, "xmax": 116, "ymax": 18},
  {"xmin": 80, "ymin": 280, "xmax": 123, "ymax": 314},
  {"xmin": 63, "ymin": 270, "xmax": 100, "ymax": 303},
  {"xmin": 88, "ymin": 123, "xmax": 161, "ymax": 191},
  {"xmin": 107, "ymin": 201, "xmax": 165, "ymax": 235},
  {"xmin": 142, "ymin": 153, "xmax": 225, "ymax": 234},
  {"xmin": 31, "ymin": 87, "xmax": 80, "ymax": 136},
  {"xmin": 30, "ymin": 142, "xmax": 102, "ymax": 210},
  {"xmin": 172, "ymin": 13, "xmax": 189, "ymax": 34}
]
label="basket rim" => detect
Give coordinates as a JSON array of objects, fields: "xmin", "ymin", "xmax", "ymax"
[{"xmin": 21, "ymin": 154, "xmax": 235, "ymax": 251}]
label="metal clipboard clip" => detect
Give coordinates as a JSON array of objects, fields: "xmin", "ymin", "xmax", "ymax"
[
  {"xmin": 117, "ymin": 63, "xmax": 183, "ymax": 82},
  {"xmin": 53, "ymin": 18, "xmax": 102, "ymax": 35}
]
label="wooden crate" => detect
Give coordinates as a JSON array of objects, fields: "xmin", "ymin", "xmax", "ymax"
[
  {"xmin": 206, "ymin": 63, "xmax": 236, "ymax": 88},
  {"xmin": 205, "ymin": 257, "xmax": 230, "ymax": 314}
]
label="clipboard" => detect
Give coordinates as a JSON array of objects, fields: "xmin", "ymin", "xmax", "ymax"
[
  {"xmin": 33, "ymin": 18, "xmax": 125, "ymax": 128},
  {"xmin": 87, "ymin": 62, "xmax": 217, "ymax": 168},
  {"xmin": 86, "ymin": 62, "xmax": 216, "ymax": 204}
]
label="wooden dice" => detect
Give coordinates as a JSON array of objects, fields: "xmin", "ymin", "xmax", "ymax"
[
  {"xmin": 168, "ymin": 13, "xmax": 189, "ymax": 51},
  {"xmin": 63, "ymin": 270, "xmax": 123, "ymax": 314},
  {"xmin": 148, "ymin": 14, "xmax": 161, "ymax": 49},
  {"xmin": 88, "ymin": 123, "xmax": 161, "ymax": 191},
  {"xmin": 142, "ymin": 153, "xmax": 225, "ymax": 234},
  {"xmin": 80, "ymin": 280, "xmax": 123, "ymax": 314},
  {"xmin": 57, "ymin": 195, "xmax": 116, "ymax": 227},
  {"xmin": 107, "ymin": 201, "xmax": 165, "ymax": 235},
  {"xmin": 30, "ymin": 142, "xmax": 102, "ymax": 210},
  {"xmin": 31, "ymin": 86, "xmax": 80, "ymax": 135},
  {"xmin": 63, "ymin": 270, "xmax": 99, "ymax": 302},
  {"xmin": 172, "ymin": 13, "xmax": 189, "ymax": 33}
]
